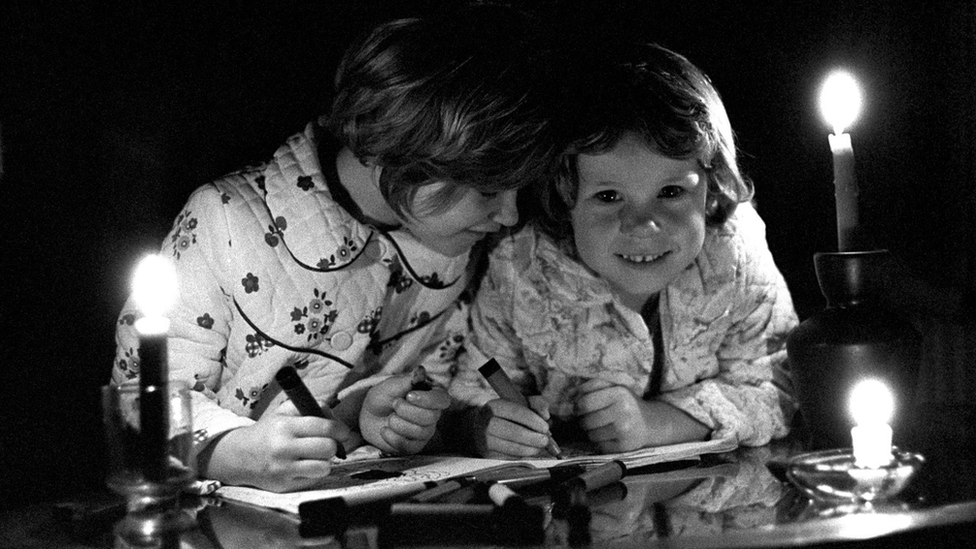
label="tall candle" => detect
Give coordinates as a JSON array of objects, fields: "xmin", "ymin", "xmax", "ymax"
[
  {"xmin": 848, "ymin": 378, "xmax": 894, "ymax": 468},
  {"xmin": 819, "ymin": 71, "xmax": 862, "ymax": 252},
  {"xmin": 132, "ymin": 254, "xmax": 178, "ymax": 481}
]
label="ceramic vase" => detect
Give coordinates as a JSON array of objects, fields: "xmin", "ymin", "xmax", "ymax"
[{"xmin": 786, "ymin": 250, "xmax": 922, "ymax": 450}]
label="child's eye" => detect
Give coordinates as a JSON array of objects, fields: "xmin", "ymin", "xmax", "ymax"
[
  {"xmin": 479, "ymin": 191, "xmax": 500, "ymax": 199},
  {"xmin": 594, "ymin": 190, "xmax": 620, "ymax": 203},
  {"xmin": 659, "ymin": 186, "xmax": 686, "ymax": 199}
]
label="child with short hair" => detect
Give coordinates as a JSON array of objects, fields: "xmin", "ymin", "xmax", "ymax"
[
  {"xmin": 450, "ymin": 43, "xmax": 798, "ymax": 458},
  {"xmin": 112, "ymin": 4, "xmax": 559, "ymax": 491}
]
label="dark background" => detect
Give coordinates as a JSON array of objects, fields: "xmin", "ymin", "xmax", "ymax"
[{"xmin": 2, "ymin": 0, "xmax": 973, "ymax": 507}]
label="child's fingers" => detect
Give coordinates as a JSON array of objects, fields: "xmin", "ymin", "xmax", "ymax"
[
  {"xmin": 380, "ymin": 426, "xmax": 426, "ymax": 454},
  {"xmin": 486, "ymin": 415, "xmax": 550, "ymax": 449},
  {"xmin": 582, "ymin": 422, "xmax": 617, "ymax": 444},
  {"xmin": 404, "ymin": 386, "xmax": 451, "ymax": 410},
  {"xmin": 288, "ymin": 434, "xmax": 344, "ymax": 462},
  {"xmin": 575, "ymin": 385, "xmax": 617, "ymax": 416},
  {"xmin": 392, "ymin": 399, "xmax": 442, "ymax": 427},
  {"xmin": 486, "ymin": 424, "xmax": 548, "ymax": 458},
  {"xmin": 578, "ymin": 377, "xmax": 614, "ymax": 395},
  {"xmin": 485, "ymin": 438, "xmax": 543, "ymax": 459},
  {"xmin": 526, "ymin": 395, "xmax": 551, "ymax": 421},
  {"xmin": 387, "ymin": 413, "xmax": 435, "ymax": 441},
  {"xmin": 290, "ymin": 458, "xmax": 334, "ymax": 481},
  {"xmin": 486, "ymin": 398, "xmax": 549, "ymax": 433}
]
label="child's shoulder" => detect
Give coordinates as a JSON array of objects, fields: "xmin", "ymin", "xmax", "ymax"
[
  {"xmin": 699, "ymin": 201, "xmax": 779, "ymax": 286},
  {"xmin": 490, "ymin": 224, "xmax": 549, "ymax": 263},
  {"xmin": 488, "ymin": 224, "xmax": 606, "ymax": 295}
]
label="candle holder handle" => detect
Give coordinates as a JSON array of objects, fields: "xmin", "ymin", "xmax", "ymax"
[{"xmin": 786, "ymin": 250, "xmax": 922, "ymax": 450}]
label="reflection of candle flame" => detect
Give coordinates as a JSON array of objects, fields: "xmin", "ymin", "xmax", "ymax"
[
  {"xmin": 820, "ymin": 71, "xmax": 862, "ymax": 135},
  {"xmin": 132, "ymin": 254, "xmax": 177, "ymax": 334}
]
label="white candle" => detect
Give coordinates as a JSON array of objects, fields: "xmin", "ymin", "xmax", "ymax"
[
  {"xmin": 848, "ymin": 379, "xmax": 894, "ymax": 468},
  {"xmin": 819, "ymin": 71, "xmax": 862, "ymax": 252},
  {"xmin": 131, "ymin": 254, "xmax": 178, "ymax": 480}
]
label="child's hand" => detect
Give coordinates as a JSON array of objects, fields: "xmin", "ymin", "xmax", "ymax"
[
  {"xmin": 471, "ymin": 395, "xmax": 552, "ymax": 458},
  {"xmin": 202, "ymin": 399, "xmax": 359, "ymax": 492},
  {"xmin": 359, "ymin": 370, "xmax": 451, "ymax": 455},
  {"xmin": 576, "ymin": 378, "xmax": 652, "ymax": 453},
  {"xmin": 576, "ymin": 378, "xmax": 711, "ymax": 452}
]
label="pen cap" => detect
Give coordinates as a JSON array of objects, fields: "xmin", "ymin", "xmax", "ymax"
[
  {"xmin": 478, "ymin": 359, "xmax": 528, "ymax": 404},
  {"xmin": 275, "ymin": 366, "xmax": 303, "ymax": 390},
  {"xmin": 576, "ymin": 460, "xmax": 627, "ymax": 492}
]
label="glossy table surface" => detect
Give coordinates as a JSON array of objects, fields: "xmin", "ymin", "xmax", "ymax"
[{"xmin": 4, "ymin": 404, "xmax": 975, "ymax": 549}]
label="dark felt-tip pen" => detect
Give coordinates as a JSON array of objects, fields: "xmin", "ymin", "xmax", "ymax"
[
  {"xmin": 495, "ymin": 463, "xmax": 586, "ymax": 488},
  {"xmin": 561, "ymin": 460, "xmax": 627, "ymax": 495},
  {"xmin": 478, "ymin": 359, "xmax": 564, "ymax": 459},
  {"xmin": 275, "ymin": 365, "xmax": 346, "ymax": 459}
]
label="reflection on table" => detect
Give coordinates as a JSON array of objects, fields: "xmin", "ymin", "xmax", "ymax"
[
  {"xmin": 180, "ymin": 416, "xmax": 975, "ymax": 549},
  {"xmin": 8, "ymin": 404, "xmax": 974, "ymax": 549}
]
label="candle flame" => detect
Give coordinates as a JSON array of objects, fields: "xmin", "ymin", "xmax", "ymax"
[
  {"xmin": 132, "ymin": 254, "xmax": 178, "ymax": 319},
  {"xmin": 819, "ymin": 70, "xmax": 862, "ymax": 135},
  {"xmin": 848, "ymin": 378, "xmax": 894, "ymax": 426}
]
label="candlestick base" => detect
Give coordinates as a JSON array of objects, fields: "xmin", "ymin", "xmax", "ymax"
[{"xmin": 786, "ymin": 448, "xmax": 924, "ymax": 503}]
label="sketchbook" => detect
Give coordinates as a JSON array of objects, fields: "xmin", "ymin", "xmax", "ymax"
[{"xmin": 215, "ymin": 437, "xmax": 736, "ymax": 514}]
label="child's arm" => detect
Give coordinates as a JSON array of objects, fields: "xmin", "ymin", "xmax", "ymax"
[
  {"xmin": 658, "ymin": 210, "xmax": 799, "ymax": 446},
  {"xmin": 443, "ymin": 235, "xmax": 550, "ymax": 458},
  {"xmin": 576, "ymin": 378, "xmax": 711, "ymax": 453}
]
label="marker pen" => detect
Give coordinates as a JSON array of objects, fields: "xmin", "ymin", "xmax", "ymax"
[
  {"xmin": 478, "ymin": 359, "xmax": 564, "ymax": 459},
  {"xmin": 275, "ymin": 365, "xmax": 346, "ymax": 459}
]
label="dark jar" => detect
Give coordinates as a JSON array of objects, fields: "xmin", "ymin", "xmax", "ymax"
[{"xmin": 786, "ymin": 250, "xmax": 922, "ymax": 450}]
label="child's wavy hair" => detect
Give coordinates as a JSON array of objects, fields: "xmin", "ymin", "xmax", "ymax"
[
  {"xmin": 326, "ymin": 5, "xmax": 559, "ymax": 219},
  {"xmin": 535, "ymin": 42, "xmax": 754, "ymax": 244}
]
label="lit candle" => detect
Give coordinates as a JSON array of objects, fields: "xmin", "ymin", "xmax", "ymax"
[
  {"xmin": 848, "ymin": 378, "xmax": 894, "ymax": 468},
  {"xmin": 819, "ymin": 70, "xmax": 862, "ymax": 252},
  {"xmin": 132, "ymin": 254, "xmax": 178, "ymax": 481}
]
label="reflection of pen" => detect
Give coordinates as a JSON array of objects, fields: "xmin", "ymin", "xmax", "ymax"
[
  {"xmin": 495, "ymin": 463, "xmax": 586, "ymax": 488},
  {"xmin": 275, "ymin": 366, "xmax": 346, "ymax": 459},
  {"xmin": 478, "ymin": 359, "xmax": 563, "ymax": 459},
  {"xmin": 562, "ymin": 459, "xmax": 627, "ymax": 494},
  {"xmin": 408, "ymin": 464, "xmax": 533, "ymax": 503}
]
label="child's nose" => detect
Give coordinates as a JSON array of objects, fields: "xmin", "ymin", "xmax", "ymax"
[
  {"xmin": 621, "ymin": 206, "xmax": 661, "ymax": 235},
  {"xmin": 491, "ymin": 190, "xmax": 519, "ymax": 227}
]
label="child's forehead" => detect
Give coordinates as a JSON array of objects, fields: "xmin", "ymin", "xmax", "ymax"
[{"xmin": 577, "ymin": 146, "xmax": 703, "ymax": 187}]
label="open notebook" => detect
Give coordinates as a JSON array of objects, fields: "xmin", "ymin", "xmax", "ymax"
[{"xmin": 216, "ymin": 437, "xmax": 736, "ymax": 514}]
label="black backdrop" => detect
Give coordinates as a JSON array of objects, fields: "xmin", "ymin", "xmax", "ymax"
[{"xmin": 2, "ymin": 0, "xmax": 973, "ymax": 506}]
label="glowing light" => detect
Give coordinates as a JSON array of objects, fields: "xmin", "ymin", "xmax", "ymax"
[
  {"xmin": 132, "ymin": 254, "xmax": 177, "ymax": 334},
  {"xmin": 849, "ymin": 379, "xmax": 894, "ymax": 468},
  {"xmin": 820, "ymin": 71, "xmax": 862, "ymax": 135}
]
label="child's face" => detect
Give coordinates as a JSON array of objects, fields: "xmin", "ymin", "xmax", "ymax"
[
  {"xmin": 571, "ymin": 133, "xmax": 708, "ymax": 311},
  {"xmin": 401, "ymin": 185, "xmax": 519, "ymax": 257}
]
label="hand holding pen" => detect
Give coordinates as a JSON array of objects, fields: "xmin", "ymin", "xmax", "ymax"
[
  {"xmin": 195, "ymin": 367, "xmax": 355, "ymax": 492},
  {"xmin": 359, "ymin": 365, "xmax": 451, "ymax": 455},
  {"xmin": 477, "ymin": 359, "xmax": 564, "ymax": 459},
  {"xmin": 276, "ymin": 365, "xmax": 348, "ymax": 459}
]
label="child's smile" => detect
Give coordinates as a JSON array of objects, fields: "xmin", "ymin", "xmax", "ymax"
[{"xmin": 618, "ymin": 251, "xmax": 670, "ymax": 264}]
